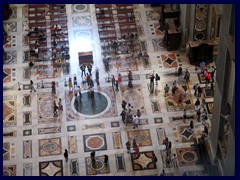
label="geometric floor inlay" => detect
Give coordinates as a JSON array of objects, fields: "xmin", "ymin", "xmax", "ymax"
[
  {"xmin": 39, "ymin": 160, "xmax": 63, "ymax": 176},
  {"xmin": 131, "ymin": 151, "xmax": 157, "ymax": 171},
  {"xmin": 38, "ymin": 138, "xmax": 62, "ymax": 157},
  {"xmin": 83, "ymin": 133, "xmax": 107, "ymax": 152},
  {"xmin": 176, "ymin": 147, "xmax": 199, "ymax": 167},
  {"xmin": 127, "ymin": 129, "xmax": 152, "ymax": 147},
  {"xmin": 85, "ymin": 156, "xmax": 110, "ymax": 175}
]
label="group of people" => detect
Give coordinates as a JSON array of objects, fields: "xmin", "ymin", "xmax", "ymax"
[
  {"xmin": 163, "ymin": 137, "xmax": 178, "ymax": 168},
  {"xmin": 125, "ymin": 139, "xmax": 140, "ymax": 158},
  {"xmin": 120, "ymin": 100, "xmax": 142, "ymax": 128}
]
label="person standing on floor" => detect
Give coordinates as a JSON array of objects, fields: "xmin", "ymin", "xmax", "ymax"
[
  {"xmin": 160, "ymin": 169, "xmax": 166, "ymax": 176},
  {"xmin": 120, "ymin": 109, "xmax": 126, "ymax": 124},
  {"xmin": 51, "ymin": 81, "xmax": 56, "ymax": 95},
  {"xmin": 126, "ymin": 140, "xmax": 131, "ymax": 153},
  {"xmin": 155, "ymin": 73, "xmax": 160, "ymax": 85},
  {"xmin": 164, "ymin": 84, "xmax": 170, "ymax": 97},
  {"xmin": 90, "ymin": 151, "xmax": 95, "ymax": 163},
  {"xmin": 193, "ymin": 83, "xmax": 198, "ymax": 96},
  {"xmin": 63, "ymin": 149, "xmax": 68, "ymax": 162},
  {"xmin": 53, "ymin": 100, "xmax": 58, "ymax": 117},
  {"xmin": 111, "ymin": 75, "xmax": 115, "ymax": 88},
  {"xmin": 202, "ymin": 108, "xmax": 208, "ymax": 121},
  {"xmin": 164, "ymin": 137, "xmax": 169, "ymax": 150},
  {"xmin": 80, "ymin": 64, "xmax": 86, "ymax": 77},
  {"xmin": 152, "ymin": 153, "xmax": 158, "ymax": 165},
  {"xmin": 196, "ymin": 108, "xmax": 201, "ymax": 122},
  {"xmin": 172, "ymin": 153, "xmax": 178, "ymax": 167},
  {"xmin": 73, "ymin": 75, "xmax": 77, "ymax": 88},
  {"xmin": 122, "ymin": 100, "xmax": 127, "ymax": 110},
  {"xmin": 184, "ymin": 69, "xmax": 190, "ymax": 82},
  {"xmin": 133, "ymin": 115, "xmax": 139, "ymax": 129},
  {"xmin": 118, "ymin": 73, "xmax": 122, "ymax": 88},
  {"xmin": 115, "ymin": 80, "xmax": 119, "ymax": 91},
  {"xmin": 189, "ymin": 120, "xmax": 194, "ymax": 132},
  {"xmin": 137, "ymin": 109, "xmax": 141, "ymax": 121},
  {"xmin": 167, "ymin": 141, "xmax": 172, "ymax": 155},
  {"xmin": 58, "ymin": 98, "xmax": 63, "ymax": 114},
  {"xmin": 194, "ymin": 98, "xmax": 201, "ymax": 111},
  {"xmin": 68, "ymin": 77, "xmax": 73, "ymax": 92},
  {"xmin": 87, "ymin": 63, "xmax": 92, "ymax": 76},
  {"xmin": 30, "ymin": 80, "xmax": 36, "ymax": 92},
  {"xmin": 104, "ymin": 154, "xmax": 108, "ymax": 167},
  {"xmin": 197, "ymin": 85, "xmax": 202, "ymax": 97},
  {"xmin": 95, "ymin": 68, "xmax": 100, "ymax": 86}
]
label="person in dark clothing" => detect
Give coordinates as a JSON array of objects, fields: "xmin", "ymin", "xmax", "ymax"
[
  {"xmin": 90, "ymin": 151, "xmax": 95, "ymax": 163},
  {"xmin": 184, "ymin": 69, "xmax": 190, "ymax": 82},
  {"xmin": 122, "ymin": 100, "xmax": 127, "ymax": 109},
  {"xmin": 155, "ymin": 73, "xmax": 160, "ymax": 85},
  {"xmin": 53, "ymin": 100, "xmax": 58, "ymax": 117},
  {"xmin": 178, "ymin": 66, "xmax": 183, "ymax": 76},
  {"xmin": 120, "ymin": 109, "xmax": 126, "ymax": 124},
  {"xmin": 197, "ymin": 108, "xmax": 201, "ymax": 122},
  {"xmin": 126, "ymin": 141, "xmax": 131, "ymax": 153},
  {"xmin": 80, "ymin": 64, "xmax": 86, "ymax": 77},
  {"xmin": 30, "ymin": 80, "xmax": 36, "ymax": 92},
  {"xmin": 160, "ymin": 169, "xmax": 165, "ymax": 176},
  {"xmin": 95, "ymin": 69, "xmax": 100, "ymax": 86},
  {"xmin": 64, "ymin": 149, "xmax": 68, "ymax": 162},
  {"xmin": 197, "ymin": 85, "xmax": 202, "ymax": 97},
  {"xmin": 104, "ymin": 154, "xmax": 109, "ymax": 166},
  {"xmin": 115, "ymin": 80, "xmax": 119, "ymax": 91},
  {"xmin": 87, "ymin": 63, "xmax": 92, "ymax": 76}
]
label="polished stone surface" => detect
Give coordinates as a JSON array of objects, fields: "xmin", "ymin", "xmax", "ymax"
[{"xmin": 3, "ymin": 4, "xmax": 215, "ymax": 176}]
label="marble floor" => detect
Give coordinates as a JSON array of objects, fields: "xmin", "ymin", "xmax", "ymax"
[{"xmin": 3, "ymin": 4, "xmax": 215, "ymax": 176}]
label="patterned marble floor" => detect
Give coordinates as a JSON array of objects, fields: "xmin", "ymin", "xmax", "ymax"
[{"xmin": 3, "ymin": 4, "xmax": 215, "ymax": 176}]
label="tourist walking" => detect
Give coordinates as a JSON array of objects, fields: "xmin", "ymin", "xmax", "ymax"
[
  {"xmin": 172, "ymin": 154, "xmax": 178, "ymax": 167},
  {"xmin": 133, "ymin": 115, "xmax": 139, "ymax": 129},
  {"xmin": 196, "ymin": 108, "xmax": 201, "ymax": 122},
  {"xmin": 120, "ymin": 109, "xmax": 126, "ymax": 124},
  {"xmin": 80, "ymin": 64, "xmax": 86, "ymax": 77},
  {"xmin": 51, "ymin": 81, "xmax": 56, "ymax": 95},
  {"xmin": 122, "ymin": 100, "xmax": 127, "ymax": 110},
  {"xmin": 95, "ymin": 68, "xmax": 100, "ymax": 86},
  {"xmin": 136, "ymin": 109, "xmax": 141, "ymax": 121},
  {"xmin": 111, "ymin": 75, "xmax": 115, "ymax": 88},
  {"xmin": 104, "ymin": 154, "xmax": 108, "ymax": 167},
  {"xmin": 164, "ymin": 84, "xmax": 170, "ymax": 96},
  {"xmin": 118, "ymin": 73, "xmax": 122, "ymax": 88},
  {"xmin": 197, "ymin": 85, "xmax": 202, "ymax": 97},
  {"xmin": 87, "ymin": 63, "xmax": 92, "ymax": 76},
  {"xmin": 63, "ymin": 149, "xmax": 68, "ymax": 162},
  {"xmin": 184, "ymin": 69, "xmax": 190, "ymax": 82},
  {"xmin": 73, "ymin": 75, "xmax": 77, "ymax": 88},
  {"xmin": 68, "ymin": 77, "xmax": 73, "ymax": 91},
  {"xmin": 126, "ymin": 140, "xmax": 131, "ymax": 153},
  {"xmin": 195, "ymin": 98, "xmax": 201, "ymax": 111},
  {"xmin": 58, "ymin": 98, "xmax": 63, "ymax": 113},
  {"xmin": 155, "ymin": 73, "xmax": 160, "ymax": 85},
  {"xmin": 160, "ymin": 169, "xmax": 166, "ymax": 176},
  {"xmin": 152, "ymin": 153, "xmax": 158, "ymax": 164},
  {"xmin": 53, "ymin": 100, "xmax": 58, "ymax": 117},
  {"xmin": 193, "ymin": 83, "xmax": 198, "ymax": 96},
  {"xmin": 90, "ymin": 151, "xmax": 95, "ymax": 163},
  {"xmin": 30, "ymin": 80, "xmax": 36, "ymax": 92}
]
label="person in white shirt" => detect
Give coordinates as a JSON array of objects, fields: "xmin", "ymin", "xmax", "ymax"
[{"xmin": 133, "ymin": 115, "xmax": 139, "ymax": 129}]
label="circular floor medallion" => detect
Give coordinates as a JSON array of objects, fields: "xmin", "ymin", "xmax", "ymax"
[
  {"xmin": 182, "ymin": 151, "xmax": 197, "ymax": 162},
  {"xmin": 71, "ymin": 90, "xmax": 111, "ymax": 118},
  {"xmin": 74, "ymin": 4, "xmax": 87, "ymax": 12}
]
